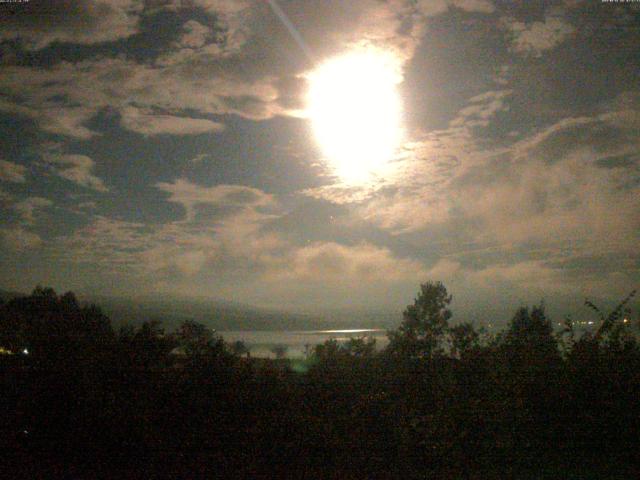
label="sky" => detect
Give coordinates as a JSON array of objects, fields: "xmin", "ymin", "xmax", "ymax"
[{"xmin": 0, "ymin": 0, "xmax": 638, "ymax": 321}]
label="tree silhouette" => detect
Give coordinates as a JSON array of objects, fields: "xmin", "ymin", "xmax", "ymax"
[
  {"xmin": 586, "ymin": 290, "xmax": 636, "ymax": 345},
  {"xmin": 174, "ymin": 320, "xmax": 219, "ymax": 357},
  {"xmin": 0, "ymin": 286, "xmax": 113, "ymax": 365},
  {"xmin": 503, "ymin": 304, "xmax": 558, "ymax": 361},
  {"xmin": 119, "ymin": 320, "xmax": 176, "ymax": 368},
  {"xmin": 271, "ymin": 344, "xmax": 288, "ymax": 359},
  {"xmin": 449, "ymin": 322, "xmax": 480, "ymax": 359},
  {"xmin": 387, "ymin": 281, "xmax": 452, "ymax": 358},
  {"xmin": 343, "ymin": 336, "xmax": 376, "ymax": 357},
  {"xmin": 231, "ymin": 340, "xmax": 249, "ymax": 358},
  {"xmin": 313, "ymin": 338, "xmax": 342, "ymax": 362}
]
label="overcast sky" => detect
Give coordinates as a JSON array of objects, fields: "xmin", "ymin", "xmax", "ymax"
[{"xmin": 0, "ymin": 0, "xmax": 638, "ymax": 320}]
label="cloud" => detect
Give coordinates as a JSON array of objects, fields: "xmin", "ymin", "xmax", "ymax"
[
  {"xmin": 299, "ymin": 84, "xmax": 640, "ymax": 309},
  {"xmin": 450, "ymin": 90, "xmax": 512, "ymax": 127},
  {"xmin": 53, "ymin": 178, "xmax": 281, "ymax": 281},
  {"xmin": 47, "ymin": 154, "xmax": 108, "ymax": 192},
  {"xmin": 56, "ymin": 216, "xmax": 152, "ymax": 274},
  {"xmin": 175, "ymin": 20, "xmax": 212, "ymax": 49},
  {"xmin": 237, "ymin": 240, "xmax": 429, "ymax": 309},
  {"xmin": 156, "ymin": 179, "xmax": 274, "ymax": 222},
  {"xmin": 49, "ymin": 190, "xmax": 427, "ymax": 308},
  {"xmin": 155, "ymin": 0, "xmax": 462, "ymax": 116},
  {"xmin": 193, "ymin": 0, "xmax": 251, "ymax": 15},
  {"xmin": 283, "ymin": 242, "xmax": 426, "ymax": 282},
  {"xmin": 52, "ymin": 206, "xmax": 284, "ymax": 287},
  {"xmin": 184, "ymin": 1, "xmax": 251, "ymax": 55},
  {"xmin": 415, "ymin": 0, "xmax": 495, "ymax": 17},
  {"xmin": 301, "ymin": 118, "xmax": 478, "ymax": 234},
  {"xmin": 14, "ymin": 197, "xmax": 53, "ymax": 225},
  {"xmin": 161, "ymin": 12, "xmax": 249, "ymax": 64},
  {"xmin": 0, "ymin": 0, "xmax": 635, "ymax": 316},
  {"xmin": 0, "ymin": 227, "xmax": 43, "ymax": 251},
  {"xmin": 0, "ymin": 0, "xmax": 143, "ymax": 50},
  {"xmin": 133, "ymin": 220, "xmax": 285, "ymax": 281},
  {"xmin": 428, "ymin": 258, "xmax": 567, "ymax": 302},
  {"xmin": 452, "ymin": 106, "xmax": 640, "ymax": 254},
  {"xmin": 0, "ymin": 0, "xmax": 502, "ymax": 140},
  {"xmin": 167, "ymin": 0, "xmax": 418, "ymax": 117},
  {"xmin": 254, "ymin": 1, "xmax": 416, "ymax": 60},
  {"xmin": 424, "ymin": 256, "xmax": 636, "ymax": 307},
  {"xmin": 120, "ymin": 106, "xmax": 225, "ymax": 136},
  {"xmin": 450, "ymin": 0, "xmax": 495, "ymax": 14},
  {"xmin": 360, "ymin": 186, "xmax": 452, "ymax": 235},
  {"xmin": 0, "ymin": 159, "xmax": 27, "ymax": 183},
  {"xmin": 504, "ymin": 14, "xmax": 575, "ymax": 56},
  {"xmin": 0, "ymin": 56, "xmax": 285, "ymax": 139},
  {"xmin": 0, "ymin": 97, "xmax": 97, "ymax": 140}
]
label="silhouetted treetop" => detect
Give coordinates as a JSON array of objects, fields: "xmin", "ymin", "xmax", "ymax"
[
  {"xmin": 0, "ymin": 286, "xmax": 114, "ymax": 364},
  {"xmin": 387, "ymin": 281, "xmax": 452, "ymax": 358},
  {"xmin": 503, "ymin": 304, "xmax": 558, "ymax": 362},
  {"xmin": 449, "ymin": 321, "xmax": 480, "ymax": 359}
]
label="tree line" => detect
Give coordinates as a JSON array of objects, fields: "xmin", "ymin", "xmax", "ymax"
[{"xmin": 1, "ymin": 283, "xmax": 638, "ymax": 479}]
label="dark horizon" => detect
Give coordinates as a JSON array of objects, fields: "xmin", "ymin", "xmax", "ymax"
[
  {"xmin": 1, "ymin": 284, "xmax": 633, "ymax": 337},
  {"xmin": 2, "ymin": 281, "xmax": 638, "ymax": 478}
]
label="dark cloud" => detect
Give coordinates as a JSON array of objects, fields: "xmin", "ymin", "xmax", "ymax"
[{"xmin": 0, "ymin": 0, "xmax": 143, "ymax": 50}]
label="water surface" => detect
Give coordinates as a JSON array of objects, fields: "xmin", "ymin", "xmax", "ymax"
[{"xmin": 219, "ymin": 329, "xmax": 388, "ymax": 358}]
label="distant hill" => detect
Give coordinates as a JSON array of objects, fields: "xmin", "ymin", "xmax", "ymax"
[
  {"xmin": 1, "ymin": 287, "xmax": 485, "ymax": 332},
  {"xmin": 81, "ymin": 294, "xmax": 399, "ymax": 332},
  {"xmin": 0, "ymin": 287, "xmax": 398, "ymax": 331}
]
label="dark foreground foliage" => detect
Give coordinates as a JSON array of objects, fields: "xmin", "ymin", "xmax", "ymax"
[{"xmin": 1, "ymin": 283, "xmax": 639, "ymax": 479}]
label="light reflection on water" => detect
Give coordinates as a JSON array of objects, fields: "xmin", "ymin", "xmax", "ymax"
[{"xmin": 219, "ymin": 329, "xmax": 389, "ymax": 358}]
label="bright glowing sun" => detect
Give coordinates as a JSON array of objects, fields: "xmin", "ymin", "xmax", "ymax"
[{"xmin": 307, "ymin": 48, "xmax": 404, "ymax": 182}]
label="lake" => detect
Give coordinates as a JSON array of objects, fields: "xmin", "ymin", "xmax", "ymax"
[{"xmin": 218, "ymin": 328, "xmax": 389, "ymax": 358}]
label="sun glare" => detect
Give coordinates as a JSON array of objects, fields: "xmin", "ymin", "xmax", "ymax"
[{"xmin": 307, "ymin": 48, "xmax": 404, "ymax": 183}]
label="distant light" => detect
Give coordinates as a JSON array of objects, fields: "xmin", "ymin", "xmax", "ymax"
[
  {"xmin": 22, "ymin": 348, "xmax": 29, "ymax": 355},
  {"xmin": 623, "ymin": 318, "xmax": 629, "ymax": 324},
  {"xmin": 587, "ymin": 321, "xmax": 594, "ymax": 325}
]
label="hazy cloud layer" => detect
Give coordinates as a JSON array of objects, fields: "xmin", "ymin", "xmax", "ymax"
[
  {"xmin": 0, "ymin": 160, "xmax": 27, "ymax": 183},
  {"xmin": 0, "ymin": 0, "xmax": 638, "ymax": 318},
  {"xmin": 0, "ymin": 0, "xmax": 143, "ymax": 50},
  {"xmin": 0, "ymin": 227, "xmax": 43, "ymax": 251},
  {"xmin": 14, "ymin": 197, "xmax": 53, "ymax": 225}
]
